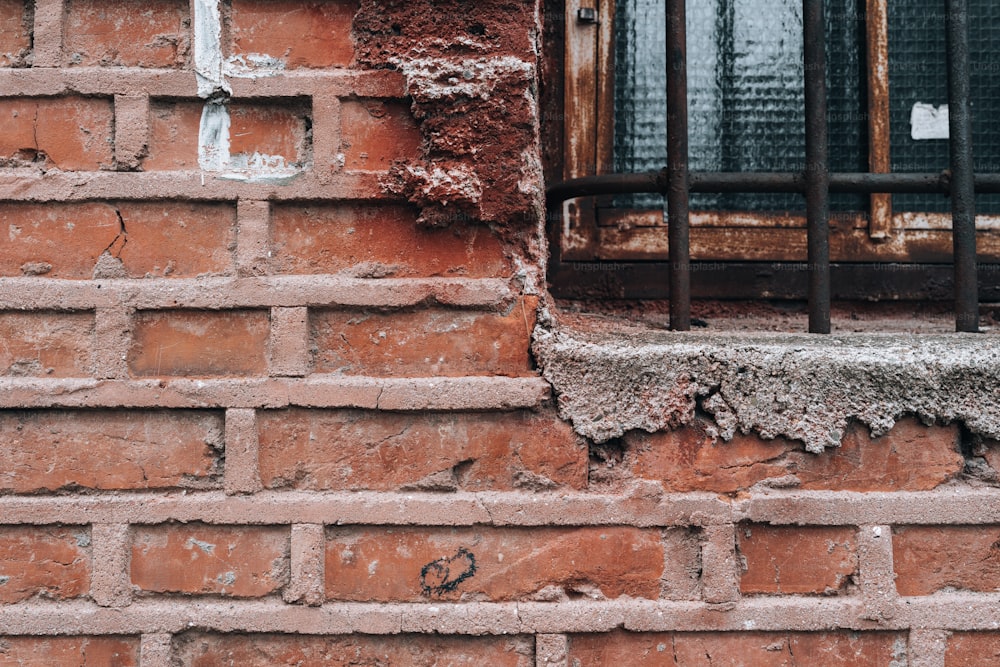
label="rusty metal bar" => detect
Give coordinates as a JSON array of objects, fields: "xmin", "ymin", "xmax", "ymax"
[
  {"xmin": 866, "ymin": 0, "xmax": 893, "ymax": 240},
  {"xmin": 803, "ymin": 0, "xmax": 831, "ymax": 333},
  {"xmin": 946, "ymin": 0, "xmax": 979, "ymax": 332},
  {"xmin": 666, "ymin": 0, "xmax": 690, "ymax": 331},
  {"xmin": 546, "ymin": 171, "xmax": 1000, "ymax": 206}
]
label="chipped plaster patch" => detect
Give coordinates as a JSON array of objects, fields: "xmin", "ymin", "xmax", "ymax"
[
  {"xmin": 390, "ymin": 56, "xmax": 534, "ymax": 101},
  {"xmin": 533, "ymin": 324, "xmax": 1000, "ymax": 453}
]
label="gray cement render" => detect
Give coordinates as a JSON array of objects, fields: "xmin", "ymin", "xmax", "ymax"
[{"xmin": 533, "ymin": 321, "xmax": 1000, "ymax": 452}]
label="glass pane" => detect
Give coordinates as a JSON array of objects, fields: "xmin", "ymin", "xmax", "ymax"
[
  {"xmin": 613, "ymin": 0, "xmax": 865, "ymax": 212},
  {"xmin": 889, "ymin": 0, "xmax": 1000, "ymax": 213}
]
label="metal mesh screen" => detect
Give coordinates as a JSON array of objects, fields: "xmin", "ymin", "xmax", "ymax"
[{"xmin": 889, "ymin": 0, "xmax": 1000, "ymax": 213}]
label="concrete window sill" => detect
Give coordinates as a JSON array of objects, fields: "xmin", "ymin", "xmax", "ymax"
[{"xmin": 533, "ymin": 313, "xmax": 1000, "ymax": 453}]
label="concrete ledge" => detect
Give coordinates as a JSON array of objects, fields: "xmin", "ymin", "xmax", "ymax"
[{"xmin": 534, "ymin": 322, "xmax": 1000, "ymax": 452}]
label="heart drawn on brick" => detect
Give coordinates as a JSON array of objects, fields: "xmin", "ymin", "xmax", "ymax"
[{"xmin": 419, "ymin": 547, "xmax": 477, "ymax": 596}]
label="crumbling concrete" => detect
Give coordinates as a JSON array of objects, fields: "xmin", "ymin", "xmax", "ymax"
[{"xmin": 533, "ymin": 319, "xmax": 1000, "ymax": 452}]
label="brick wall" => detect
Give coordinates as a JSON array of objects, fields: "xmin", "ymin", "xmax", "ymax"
[{"xmin": 0, "ymin": 1, "xmax": 997, "ymax": 666}]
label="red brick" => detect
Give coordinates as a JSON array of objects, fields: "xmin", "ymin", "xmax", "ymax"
[
  {"xmin": 893, "ymin": 525, "xmax": 1000, "ymax": 596},
  {"xmin": 117, "ymin": 202, "xmax": 236, "ymax": 277},
  {"xmin": 325, "ymin": 526, "xmax": 668, "ymax": 602},
  {"xmin": 0, "ymin": 637, "xmax": 139, "ymax": 666},
  {"xmin": 738, "ymin": 524, "xmax": 858, "ymax": 595},
  {"xmin": 946, "ymin": 633, "xmax": 1000, "ymax": 666},
  {"xmin": 144, "ymin": 99, "xmax": 200, "ymax": 170},
  {"xmin": 0, "ymin": 410, "xmax": 223, "ymax": 493},
  {"xmin": 0, "ymin": 526, "xmax": 90, "ymax": 603},
  {"xmin": 0, "ymin": 202, "xmax": 233, "ymax": 279},
  {"xmin": 0, "ymin": 0, "xmax": 31, "ymax": 67},
  {"xmin": 144, "ymin": 99, "xmax": 310, "ymax": 171},
  {"xmin": 311, "ymin": 298, "xmax": 537, "ymax": 377},
  {"xmin": 340, "ymin": 99, "xmax": 422, "ymax": 170},
  {"xmin": 175, "ymin": 633, "xmax": 532, "ymax": 667},
  {"xmin": 64, "ymin": 0, "xmax": 190, "ymax": 67},
  {"xmin": 131, "ymin": 524, "xmax": 288, "ymax": 597},
  {"xmin": 228, "ymin": 100, "xmax": 311, "ymax": 169},
  {"xmin": 128, "ymin": 310, "xmax": 270, "ymax": 377},
  {"xmin": 229, "ymin": 0, "xmax": 358, "ymax": 69},
  {"xmin": 0, "ymin": 202, "xmax": 119, "ymax": 278},
  {"xmin": 0, "ymin": 311, "xmax": 93, "ymax": 377},
  {"xmin": 0, "ymin": 97, "xmax": 113, "ymax": 170},
  {"xmin": 270, "ymin": 204, "xmax": 510, "ymax": 278},
  {"xmin": 257, "ymin": 408, "xmax": 587, "ymax": 491},
  {"xmin": 628, "ymin": 417, "xmax": 962, "ymax": 494},
  {"xmin": 567, "ymin": 631, "xmax": 907, "ymax": 666}
]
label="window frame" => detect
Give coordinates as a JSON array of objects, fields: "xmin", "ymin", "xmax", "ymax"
[{"xmin": 550, "ymin": 0, "xmax": 1000, "ymax": 304}]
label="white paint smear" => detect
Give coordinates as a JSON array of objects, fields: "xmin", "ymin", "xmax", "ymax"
[
  {"xmin": 193, "ymin": 0, "xmax": 229, "ymax": 97},
  {"xmin": 910, "ymin": 103, "xmax": 949, "ymax": 140},
  {"xmin": 198, "ymin": 102, "xmax": 231, "ymax": 171}
]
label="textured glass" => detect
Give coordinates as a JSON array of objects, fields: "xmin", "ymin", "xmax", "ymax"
[
  {"xmin": 889, "ymin": 0, "xmax": 1000, "ymax": 212},
  {"xmin": 614, "ymin": 0, "xmax": 865, "ymax": 211}
]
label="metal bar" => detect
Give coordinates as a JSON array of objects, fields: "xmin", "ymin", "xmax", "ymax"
[
  {"xmin": 546, "ymin": 172, "xmax": 1000, "ymax": 206},
  {"xmin": 666, "ymin": 0, "xmax": 690, "ymax": 330},
  {"xmin": 946, "ymin": 0, "xmax": 979, "ymax": 332},
  {"xmin": 866, "ymin": 0, "xmax": 893, "ymax": 240},
  {"xmin": 803, "ymin": 0, "xmax": 831, "ymax": 333}
]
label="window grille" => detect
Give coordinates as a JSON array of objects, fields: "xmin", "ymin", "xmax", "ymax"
[{"xmin": 547, "ymin": 0, "xmax": 1000, "ymax": 332}]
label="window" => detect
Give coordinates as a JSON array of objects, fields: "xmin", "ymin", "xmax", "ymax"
[{"xmin": 546, "ymin": 0, "xmax": 1000, "ymax": 331}]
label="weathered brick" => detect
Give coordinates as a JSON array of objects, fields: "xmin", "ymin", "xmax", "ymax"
[
  {"xmin": 130, "ymin": 524, "xmax": 288, "ymax": 597},
  {"xmin": 143, "ymin": 99, "xmax": 200, "ymax": 171},
  {"xmin": 0, "ymin": 526, "xmax": 91, "ymax": 603},
  {"xmin": 1, "ymin": 202, "xmax": 120, "ymax": 278},
  {"xmin": 174, "ymin": 633, "xmax": 532, "ymax": 667},
  {"xmin": 311, "ymin": 298, "xmax": 537, "ymax": 377},
  {"xmin": 340, "ymin": 99, "xmax": 422, "ymax": 171},
  {"xmin": 228, "ymin": 99, "xmax": 311, "ymax": 170},
  {"xmin": 117, "ymin": 202, "xmax": 236, "ymax": 277},
  {"xmin": 64, "ymin": 0, "xmax": 190, "ymax": 67},
  {"xmin": 144, "ymin": 99, "xmax": 310, "ymax": 171},
  {"xmin": 0, "ymin": 97, "xmax": 113, "ymax": 170},
  {"xmin": 270, "ymin": 203, "xmax": 511, "ymax": 278},
  {"xmin": 0, "ymin": 410, "xmax": 223, "ymax": 493},
  {"xmin": 567, "ymin": 631, "xmax": 907, "ymax": 666},
  {"xmin": 946, "ymin": 632, "xmax": 1000, "ymax": 666},
  {"xmin": 0, "ymin": 637, "xmax": 139, "ymax": 666},
  {"xmin": 257, "ymin": 408, "xmax": 587, "ymax": 491},
  {"xmin": 628, "ymin": 417, "xmax": 962, "ymax": 494},
  {"xmin": 128, "ymin": 310, "xmax": 270, "ymax": 377},
  {"xmin": 0, "ymin": 202, "xmax": 233, "ymax": 279},
  {"xmin": 0, "ymin": 0, "xmax": 31, "ymax": 67},
  {"xmin": 325, "ymin": 526, "xmax": 668, "ymax": 602},
  {"xmin": 893, "ymin": 525, "xmax": 1000, "ymax": 596},
  {"xmin": 737, "ymin": 524, "xmax": 858, "ymax": 595},
  {"xmin": 229, "ymin": 0, "xmax": 357, "ymax": 69},
  {"xmin": 0, "ymin": 311, "xmax": 93, "ymax": 377}
]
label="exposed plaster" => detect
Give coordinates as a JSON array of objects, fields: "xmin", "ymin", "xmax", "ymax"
[{"xmin": 533, "ymin": 323, "xmax": 1000, "ymax": 453}]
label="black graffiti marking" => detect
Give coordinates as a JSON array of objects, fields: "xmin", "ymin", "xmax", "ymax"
[{"xmin": 419, "ymin": 547, "xmax": 477, "ymax": 596}]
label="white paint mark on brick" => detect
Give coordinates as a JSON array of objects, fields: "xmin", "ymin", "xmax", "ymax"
[
  {"xmin": 193, "ymin": 0, "xmax": 229, "ymax": 97},
  {"xmin": 911, "ymin": 103, "xmax": 949, "ymax": 140},
  {"xmin": 225, "ymin": 53, "xmax": 286, "ymax": 78},
  {"xmin": 187, "ymin": 537, "xmax": 216, "ymax": 554},
  {"xmin": 198, "ymin": 102, "xmax": 231, "ymax": 172}
]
